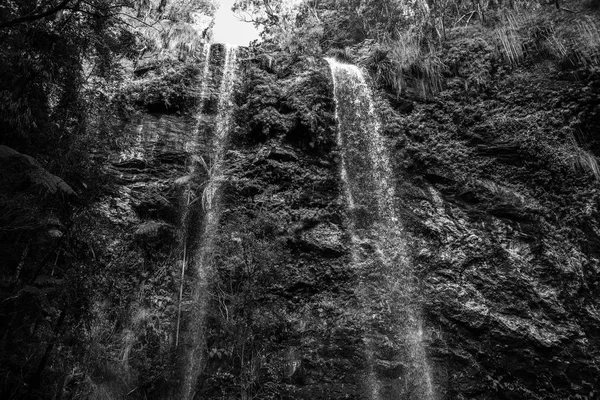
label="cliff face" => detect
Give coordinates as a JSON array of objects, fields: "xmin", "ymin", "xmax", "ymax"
[
  {"xmin": 198, "ymin": 56, "xmax": 362, "ymax": 399},
  {"xmin": 194, "ymin": 41, "xmax": 600, "ymax": 398},
  {"xmin": 90, "ymin": 40, "xmax": 600, "ymax": 399},
  {"xmin": 388, "ymin": 38, "xmax": 600, "ymax": 399},
  {"xmin": 3, "ymin": 23, "xmax": 599, "ymax": 400}
]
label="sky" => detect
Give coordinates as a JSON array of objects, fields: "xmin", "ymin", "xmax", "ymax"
[{"xmin": 212, "ymin": 0, "xmax": 261, "ymax": 46}]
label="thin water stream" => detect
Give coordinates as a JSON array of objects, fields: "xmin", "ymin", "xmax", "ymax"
[
  {"xmin": 177, "ymin": 44, "xmax": 213, "ymax": 350},
  {"xmin": 326, "ymin": 58, "xmax": 435, "ymax": 400},
  {"xmin": 180, "ymin": 44, "xmax": 239, "ymax": 400}
]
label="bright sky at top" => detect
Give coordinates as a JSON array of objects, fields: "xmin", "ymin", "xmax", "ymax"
[{"xmin": 212, "ymin": 0, "xmax": 261, "ymax": 46}]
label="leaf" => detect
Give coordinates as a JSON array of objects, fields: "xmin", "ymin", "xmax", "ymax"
[
  {"xmin": 0, "ymin": 145, "xmax": 76, "ymax": 196},
  {"xmin": 135, "ymin": 220, "xmax": 173, "ymax": 237},
  {"xmin": 47, "ymin": 228, "xmax": 63, "ymax": 238},
  {"xmin": 175, "ymin": 175, "xmax": 192, "ymax": 185},
  {"xmin": 30, "ymin": 168, "xmax": 77, "ymax": 196},
  {"xmin": 34, "ymin": 275, "xmax": 65, "ymax": 286}
]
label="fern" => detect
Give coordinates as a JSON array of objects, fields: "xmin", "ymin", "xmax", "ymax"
[
  {"xmin": 0, "ymin": 144, "xmax": 32, "ymax": 160},
  {"xmin": 374, "ymin": 26, "xmax": 446, "ymax": 99},
  {"xmin": 0, "ymin": 145, "xmax": 76, "ymax": 196},
  {"xmin": 30, "ymin": 169, "xmax": 77, "ymax": 196},
  {"xmin": 567, "ymin": 132, "xmax": 600, "ymax": 181},
  {"xmin": 135, "ymin": 220, "xmax": 173, "ymax": 237},
  {"xmin": 497, "ymin": 26, "xmax": 524, "ymax": 65},
  {"xmin": 570, "ymin": 148, "xmax": 600, "ymax": 181},
  {"xmin": 175, "ymin": 174, "xmax": 193, "ymax": 185}
]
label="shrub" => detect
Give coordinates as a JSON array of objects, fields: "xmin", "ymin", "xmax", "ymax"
[
  {"xmin": 494, "ymin": 9, "xmax": 600, "ymax": 69},
  {"xmin": 116, "ymin": 60, "xmax": 202, "ymax": 114},
  {"xmin": 369, "ymin": 26, "xmax": 446, "ymax": 99}
]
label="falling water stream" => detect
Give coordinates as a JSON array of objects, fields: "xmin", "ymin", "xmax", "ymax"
[
  {"xmin": 176, "ymin": 43, "xmax": 213, "ymax": 351},
  {"xmin": 180, "ymin": 44, "xmax": 239, "ymax": 400},
  {"xmin": 183, "ymin": 43, "xmax": 212, "ymax": 157},
  {"xmin": 326, "ymin": 58, "xmax": 435, "ymax": 400},
  {"xmin": 198, "ymin": 43, "xmax": 213, "ymax": 101}
]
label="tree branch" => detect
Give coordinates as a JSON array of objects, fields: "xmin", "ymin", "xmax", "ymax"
[{"xmin": 0, "ymin": 0, "xmax": 74, "ymax": 29}]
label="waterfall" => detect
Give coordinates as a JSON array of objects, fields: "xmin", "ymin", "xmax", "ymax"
[
  {"xmin": 184, "ymin": 43, "xmax": 212, "ymax": 156},
  {"xmin": 198, "ymin": 43, "xmax": 213, "ymax": 102},
  {"xmin": 325, "ymin": 58, "xmax": 435, "ymax": 400},
  {"xmin": 180, "ymin": 44, "xmax": 239, "ymax": 400},
  {"xmin": 177, "ymin": 43, "xmax": 213, "ymax": 350}
]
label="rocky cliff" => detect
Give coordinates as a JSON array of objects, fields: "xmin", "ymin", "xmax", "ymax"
[
  {"xmin": 86, "ymin": 38, "xmax": 600, "ymax": 399},
  {"xmin": 2, "ymin": 17, "xmax": 600, "ymax": 400}
]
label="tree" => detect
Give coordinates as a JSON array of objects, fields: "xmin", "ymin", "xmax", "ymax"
[{"xmin": 0, "ymin": 0, "xmax": 139, "ymax": 144}]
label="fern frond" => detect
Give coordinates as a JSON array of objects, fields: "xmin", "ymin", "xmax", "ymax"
[
  {"xmin": 30, "ymin": 169, "xmax": 77, "ymax": 196},
  {"xmin": 193, "ymin": 154, "xmax": 211, "ymax": 174},
  {"xmin": 497, "ymin": 26, "xmax": 524, "ymax": 65},
  {"xmin": 175, "ymin": 175, "xmax": 193, "ymax": 185},
  {"xmin": 0, "ymin": 145, "xmax": 36, "ymax": 165},
  {"xmin": 135, "ymin": 220, "xmax": 173, "ymax": 237},
  {"xmin": 567, "ymin": 131, "xmax": 600, "ymax": 180},
  {"xmin": 571, "ymin": 149, "xmax": 600, "ymax": 180},
  {"xmin": 0, "ymin": 145, "xmax": 76, "ymax": 196}
]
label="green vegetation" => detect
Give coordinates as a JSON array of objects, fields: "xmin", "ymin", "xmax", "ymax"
[
  {"xmin": 119, "ymin": 60, "xmax": 204, "ymax": 113},
  {"xmin": 237, "ymin": 0, "xmax": 600, "ymax": 98}
]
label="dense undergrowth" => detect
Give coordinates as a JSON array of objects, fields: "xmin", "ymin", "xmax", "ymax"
[{"xmin": 366, "ymin": 8, "xmax": 600, "ymax": 99}]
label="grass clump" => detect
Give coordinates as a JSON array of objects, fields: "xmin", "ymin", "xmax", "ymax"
[
  {"xmin": 493, "ymin": 9, "xmax": 600, "ymax": 69},
  {"xmin": 567, "ymin": 130, "xmax": 600, "ymax": 180},
  {"xmin": 369, "ymin": 5, "xmax": 600, "ymax": 101},
  {"xmin": 495, "ymin": 11, "xmax": 526, "ymax": 65},
  {"xmin": 369, "ymin": 26, "xmax": 446, "ymax": 99}
]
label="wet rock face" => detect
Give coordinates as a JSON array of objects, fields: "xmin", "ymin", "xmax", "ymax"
[
  {"xmin": 192, "ymin": 54, "xmax": 380, "ymax": 399},
  {"xmin": 186, "ymin": 49, "xmax": 600, "ymax": 399},
  {"xmin": 102, "ymin": 114, "xmax": 200, "ymax": 225},
  {"xmin": 294, "ymin": 222, "xmax": 346, "ymax": 257},
  {"xmin": 77, "ymin": 44, "xmax": 600, "ymax": 400},
  {"xmin": 387, "ymin": 55, "xmax": 600, "ymax": 397},
  {"xmin": 234, "ymin": 55, "xmax": 337, "ymax": 154},
  {"xmin": 80, "ymin": 113, "xmax": 207, "ymax": 398},
  {"xmin": 197, "ymin": 48, "xmax": 600, "ymax": 399},
  {"xmin": 200, "ymin": 140, "xmax": 367, "ymax": 399},
  {"xmin": 409, "ymin": 188, "xmax": 598, "ymax": 398}
]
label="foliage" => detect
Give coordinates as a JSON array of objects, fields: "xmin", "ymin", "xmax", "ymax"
[
  {"xmin": 497, "ymin": 9, "xmax": 600, "ymax": 68},
  {"xmin": 234, "ymin": 56, "xmax": 335, "ymax": 151},
  {"xmin": 0, "ymin": 145, "xmax": 77, "ymax": 196},
  {"xmin": 369, "ymin": 26, "xmax": 447, "ymax": 99},
  {"xmin": 235, "ymin": 0, "xmax": 426, "ymax": 52},
  {"xmin": 0, "ymin": 2, "xmax": 210, "ymax": 398},
  {"xmin": 59, "ymin": 205, "xmax": 179, "ymax": 400},
  {"xmin": 234, "ymin": 0, "xmax": 323, "ymax": 54},
  {"xmin": 0, "ymin": 0, "xmax": 137, "ymax": 144},
  {"xmin": 200, "ymin": 211, "xmax": 292, "ymax": 399},
  {"xmin": 241, "ymin": 0, "xmax": 599, "ymax": 100},
  {"xmin": 442, "ymin": 34, "xmax": 495, "ymax": 89},
  {"xmin": 117, "ymin": 59, "xmax": 203, "ymax": 113},
  {"xmin": 134, "ymin": 0, "xmax": 217, "ymax": 63},
  {"xmin": 137, "ymin": 20, "xmax": 206, "ymax": 61},
  {"xmin": 136, "ymin": 0, "xmax": 217, "ymax": 22}
]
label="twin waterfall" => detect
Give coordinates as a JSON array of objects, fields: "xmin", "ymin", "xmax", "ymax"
[
  {"xmin": 177, "ymin": 50, "xmax": 434, "ymax": 399},
  {"xmin": 326, "ymin": 58, "xmax": 435, "ymax": 400}
]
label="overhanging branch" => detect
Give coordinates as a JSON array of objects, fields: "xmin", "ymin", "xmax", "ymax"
[{"xmin": 0, "ymin": 0, "xmax": 74, "ymax": 29}]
